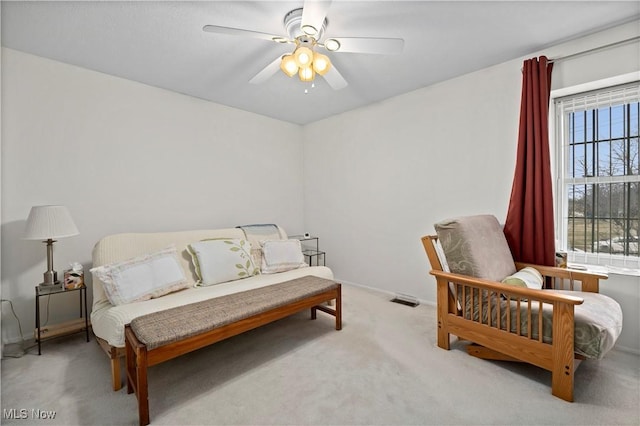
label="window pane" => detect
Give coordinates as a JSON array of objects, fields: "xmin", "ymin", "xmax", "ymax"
[
  {"xmin": 586, "ymin": 110, "xmax": 594, "ymax": 141},
  {"xmin": 573, "ymin": 143, "xmax": 584, "ymax": 177},
  {"xmin": 611, "ymin": 139, "xmax": 626, "ymax": 176},
  {"xmin": 630, "ymin": 137, "xmax": 639, "ymax": 175},
  {"xmin": 630, "ymin": 102, "xmax": 639, "ymax": 137},
  {"xmin": 586, "ymin": 141, "xmax": 594, "ymax": 177},
  {"xmin": 598, "ymin": 107, "xmax": 611, "ymax": 139},
  {"xmin": 574, "ymin": 111, "xmax": 585, "ymax": 142},
  {"xmin": 597, "ymin": 184, "xmax": 611, "ymax": 219},
  {"xmin": 597, "ymin": 140, "xmax": 611, "ymax": 176},
  {"xmin": 611, "ymin": 105, "xmax": 624, "ymax": 139}
]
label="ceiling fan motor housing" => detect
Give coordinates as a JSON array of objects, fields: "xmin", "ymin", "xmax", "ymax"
[{"xmin": 284, "ymin": 8, "xmax": 327, "ymax": 42}]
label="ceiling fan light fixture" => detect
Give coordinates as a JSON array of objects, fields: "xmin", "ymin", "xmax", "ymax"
[
  {"xmin": 324, "ymin": 38, "xmax": 340, "ymax": 52},
  {"xmin": 294, "ymin": 46, "xmax": 313, "ymax": 67},
  {"xmin": 299, "ymin": 66, "xmax": 315, "ymax": 82},
  {"xmin": 280, "ymin": 54, "xmax": 299, "ymax": 77},
  {"xmin": 312, "ymin": 52, "xmax": 331, "ymax": 75}
]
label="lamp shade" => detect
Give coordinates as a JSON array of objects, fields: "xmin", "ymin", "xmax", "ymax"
[{"xmin": 24, "ymin": 205, "xmax": 79, "ymax": 240}]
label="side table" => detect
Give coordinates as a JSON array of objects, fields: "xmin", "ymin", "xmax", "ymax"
[
  {"xmin": 291, "ymin": 235, "xmax": 326, "ymax": 266},
  {"xmin": 35, "ymin": 284, "xmax": 90, "ymax": 355}
]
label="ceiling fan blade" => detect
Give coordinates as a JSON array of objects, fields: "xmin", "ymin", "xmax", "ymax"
[
  {"xmin": 249, "ymin": 55, "xmax": 283, "ymax": 85},
  {"xmin": 328, "ymin": 37, "xmax": 404, "ymax": 54},
  {"xmin": 301, "ymin": 0, "xmax": 332, "ymax": 37},
  {"xmin": 203, "ymin": 25, "xmax": 285, "ymax": 43},
  {"xmin": 323, "ymin": 65, "xmax": 348, "ymax": 90}
]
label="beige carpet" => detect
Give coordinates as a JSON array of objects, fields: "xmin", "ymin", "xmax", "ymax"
[{"xmin": 1, "ymin": 284, "xmax": 639, "ymax": 425}]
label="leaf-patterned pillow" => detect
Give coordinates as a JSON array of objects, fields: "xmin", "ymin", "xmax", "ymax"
[{"xmin": 187, "ymin": 238, "xmax": 260, "ymax": 286}]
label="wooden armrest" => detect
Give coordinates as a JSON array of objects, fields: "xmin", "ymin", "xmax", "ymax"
[
  {"xmin": 514, "ymin": 262, "xmax": 606, "ymax": 293},
  {"xmin": 430, "ymin": 270, "xmax": 585, "ymax": 305}
]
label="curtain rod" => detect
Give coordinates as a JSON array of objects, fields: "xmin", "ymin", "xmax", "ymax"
[{"xmin": 548, "ymin": 35, "xmax": 640, "ymax": 64}]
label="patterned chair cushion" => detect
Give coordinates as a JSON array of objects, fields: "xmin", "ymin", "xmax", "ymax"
[{"xmin": 434, "ymin": 215, "xmax": 516, "ymax": 282}]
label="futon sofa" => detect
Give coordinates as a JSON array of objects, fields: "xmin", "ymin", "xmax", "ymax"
[{"xmin": 90, "ymin": 226, "xmax": 334, "ymax": 390}]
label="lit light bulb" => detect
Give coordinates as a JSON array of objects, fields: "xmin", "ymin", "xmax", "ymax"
[
  {"xmin": 280, "ymin": 55, "xmax": 298, "ymax": 77},
  {"xmin": 294, "ymin": 47, "xmax": 313, "ymax": 67},
  {"xmin": 312, "ymin": 52, "xmax": 331, "ymax": 75},
  {"xmin": 299, "ymin": 66, "xmax": 315, "ymax": 82}
]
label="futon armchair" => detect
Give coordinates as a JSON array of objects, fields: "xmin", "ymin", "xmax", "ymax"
[{"xmin": 421, "ymin": 215, "xmax": 622, "ymax": 401}]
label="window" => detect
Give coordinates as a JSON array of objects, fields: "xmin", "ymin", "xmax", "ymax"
[{"xmin": 555, "ymin": 82, "xmax": 640, "ymax": 267}]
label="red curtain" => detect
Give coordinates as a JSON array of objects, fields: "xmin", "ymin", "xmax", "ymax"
[{"xmin": 504, "ymin": 56, "xmax": 555, "ymax": 267}]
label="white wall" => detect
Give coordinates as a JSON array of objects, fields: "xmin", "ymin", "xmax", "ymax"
[
  {"xmin": 303, "ymin": 21, "xmax": 640, "ymax": 353},
  {"xmin": 1, "ymin": 48, "xmax": 304, "ymax": 343}
]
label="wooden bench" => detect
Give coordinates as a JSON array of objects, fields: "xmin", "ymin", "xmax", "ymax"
[{"xmin": 125, "ymin": 275, "xmax": 342, "ymax": 425}]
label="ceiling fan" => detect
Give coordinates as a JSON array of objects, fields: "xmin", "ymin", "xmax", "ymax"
[{"xmin": 202, "ymin": 0, "xmax": 404, "ymax": 90}]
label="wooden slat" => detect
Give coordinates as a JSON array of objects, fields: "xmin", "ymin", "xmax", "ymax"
[
  {"xmin": 35, "ymin": 318, "xmax": 90, "ymax": 340},
  {"xmin": 496, "ymin": 291, "xmax": 502, "ymax": 331},
  {"xmin": 527, "ymin": 299, "xmax": 532, "ymax": 339},
  {"xmin": 516, "ymin": 298, "xmax": 521, "ymax": 336},
  {"xmin": 447, "ymin": 314, "xmax": 554, "ymax": 371},
  {"xmin": 467, "ymin": 344, "xmax": 521, "ymax": 362},
  {"xmin": 506, "ymin": 295, "xmax": 511, "ymax": 333},
  {"xmin": 538, "ymin": 301, "xmax": 544, "ymax": 343}
]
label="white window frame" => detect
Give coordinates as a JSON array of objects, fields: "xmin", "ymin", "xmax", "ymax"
[{"xmin": 551, "ymin": 72, "xmax": 640, "ymax": 271}]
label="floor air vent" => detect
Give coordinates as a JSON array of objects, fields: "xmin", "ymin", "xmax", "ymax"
[{"xmin": 390, "ymin": 294, "xmax": 419, "ymax": 307}]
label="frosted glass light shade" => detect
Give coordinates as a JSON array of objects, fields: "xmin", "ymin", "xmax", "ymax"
[
  {"xmin": 294, "ymin": 46, "xmax": 313, "ymax": 67},
  {"xmin": 312, "ymin": 52, "xmax": 331, "ymax": 75},
  {"xmin": 299, "ymin": 66, "xmax": 315, "ymax": 82},
  {"xmin": 24, "ymin": 205, "xmax": 79, "ymax": 240},
  {"xmin": 280, "ymin": 55, "xmax": 298, "ymax": 77}
]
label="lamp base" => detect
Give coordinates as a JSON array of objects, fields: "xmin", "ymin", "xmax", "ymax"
[
  {"xmin": 39, "ymin": 269, "xmax": 61, "ymax": 290},
  {"xmin": 43, "ymin": 269, "xmax": 58, "ymax": 286},
  {"xmin": 37, "ymin": 282, "xmax": 63, "ymax": 292}
]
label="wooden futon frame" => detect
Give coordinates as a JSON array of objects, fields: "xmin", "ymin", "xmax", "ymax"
[
  {"xmin": 421, "ymin": 235, "xmax": 606, "ymax": 402},
  {"xmin": 125, "ymin": 276, "xmax": 342, "ymax": 425}
]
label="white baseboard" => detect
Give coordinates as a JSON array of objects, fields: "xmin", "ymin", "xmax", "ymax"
[
  {"xmin": 614, "ymin": 344, "xmax": 640, "ymax": 356},
  {"xmin": 335, "ymin": 278, "xmax": 436, "ymax": 307}
]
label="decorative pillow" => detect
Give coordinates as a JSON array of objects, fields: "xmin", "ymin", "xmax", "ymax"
[
  {"xmin": 502, "ymin": 266, "xmax": 544, "ymax": 289},
  {"xmin": 90, "ymin": 246, "xmax": 188, "ymax": 306},
  {"xmin": 261, "ymin": 239, "xmax": 308, "ymax": 274},
  {"xmin": 187, "ymin": 238, "xmax": 259, "ymax": 286},
  {"xmin": 434, "ymin": 215, "xmax": 517, "ymax": 282}
]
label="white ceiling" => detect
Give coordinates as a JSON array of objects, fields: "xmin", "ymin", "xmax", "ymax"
[{"xmin": 2, "ymin": 1, "xmax": 639, "ymax": 125}]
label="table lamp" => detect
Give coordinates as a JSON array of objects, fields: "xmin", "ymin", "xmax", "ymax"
[{"xmin": 24, "ymin": 205, "xmax": 79, "ymax": 286}]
